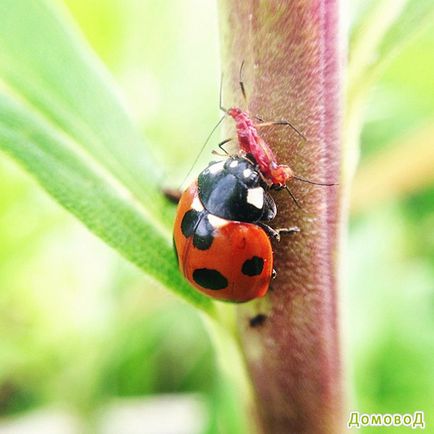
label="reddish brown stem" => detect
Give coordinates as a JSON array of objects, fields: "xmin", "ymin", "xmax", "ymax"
[{"xmin": 218, "ymin": 1, "xmax": 344, "ymax": 433}]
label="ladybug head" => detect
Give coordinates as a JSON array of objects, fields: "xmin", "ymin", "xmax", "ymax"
[{"xmin": 223, "ymin": 156, "xmax": 261, "ymax": 187}]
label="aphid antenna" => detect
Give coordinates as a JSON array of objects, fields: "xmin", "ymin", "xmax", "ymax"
[
  {"xmin": 220, "ymin": 60, "xmax": 247, "ymax": 110},
  {"xmin": 282, "ymin": 177, "xmax": 337, "ymax": 210},
  {"xmin": 293, "ymin": 175, "xmax": 338, "ymax": 187},
  {"xmin": 239, "ymin": 60, "xmax": 247, "ymax": 102},
  {"xmin": 179, "ymin": 66, "xmax": 233, "ymax": 189},
  {"xmin": 219, "ymin": 72, "xmax": 228, "ymax": 113},
  {"xmin": 178, "ymin": 113, "xmax": 226, "ymax": 189}
]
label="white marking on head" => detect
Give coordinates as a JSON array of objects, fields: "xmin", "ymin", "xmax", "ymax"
[
  {"xmin": 243, "ymin": 168, "xmax": 253, "ymax": 178},
  {"xmin": 247, "ymin": 187, "xmax": 264, "ymax": 209},
  {"xmin": 191, "ymin": 196, "xmax": 204, "ymax": 211},
  {"xmin": 229, "ymin": 160, "xmax": 238, "ymax": 168},
  {"xmin": 208, "ymin": 214, "xmax": 228, "ymax": 229},
  {"xmin": 208, "ymin": 161, "xmax": 225, "ymax": 174}
]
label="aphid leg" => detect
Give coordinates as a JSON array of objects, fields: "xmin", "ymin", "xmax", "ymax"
[
  {"xmin": 257, "ymin": 223, "xmax": 300, "ymax": 241},
  {"xmin": 255, "ymin": 117, "xmax": 306, "ymax": 141},
  {"xmin": 270, "ymin": 184, "xmax": 303, "ymax": 209},
  {"xmin": 285, "ymin": 186, "xmax": 302, "ymax": 209},
  {"xmin": 218, "ymin": 138, "xmax": 232, "ymax": 154},
  {"xmin": 211, "ymin": 138, "xmax": 233, "ymax": 157}
]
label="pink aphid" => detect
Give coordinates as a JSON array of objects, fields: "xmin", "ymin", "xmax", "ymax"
[{"xmin": 227, "ymin": 107, "xmax": 294, "ymax": 187}]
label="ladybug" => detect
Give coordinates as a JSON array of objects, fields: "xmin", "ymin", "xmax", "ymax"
[{"xmin": 173, "ymin": 154, "xmax": 298, "ymax": 302}]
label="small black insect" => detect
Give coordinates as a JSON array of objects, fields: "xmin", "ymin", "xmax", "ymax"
[{"xmin": 249, "ymin": 313, "xmax": 267, "ymax": 327}]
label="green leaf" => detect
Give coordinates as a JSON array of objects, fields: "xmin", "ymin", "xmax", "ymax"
[
  {"xmin": 349, "ymin": 0, "xmax": 434, "ymax": 90},
  {"xmin": 375, "ymin": 0, "xmax": 434, "ymax": 69},
  {"xmin": 0, "ymin": 0, "xmax": 214, "ymax": 312},
  {"xmin": 345, "ymin": 0, "xmax": 434, "ymax": 188}
]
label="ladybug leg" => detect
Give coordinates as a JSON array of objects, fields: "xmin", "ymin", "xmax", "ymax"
[
  {"xmin": 257, "ymin": 223, "xmax": 280, "ymax": 240},
  {"xmin": 276, "ymin": 226, "xmax": 301, "ymax": 238},
  {"xmin": 163, "ymin": 187, "xmax": 182, "ymax": 204},
  {"xmin": 258, "ymin": 223, "xmax": 300, "ymax": 241}
]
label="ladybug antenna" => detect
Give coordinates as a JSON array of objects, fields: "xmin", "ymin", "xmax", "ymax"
[
  {"xmin": 239, "ymin": 60, "xmax": 247, "ymax": 102},
  {"xmin": 285, "ymin": 185, "xmax": 302, "ymax": 209},
  {"xmin": 293, "ymin": 175, "xmax": 338, "ymax": 186},
  {"xmin": 179, "ymin": 113, "xmax": 226, "ymax": 189}
]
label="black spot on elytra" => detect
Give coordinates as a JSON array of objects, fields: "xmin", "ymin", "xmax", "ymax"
[
  {"xmin": 181, "ymin": 210, "xmax": 215, "ymax": 250},
  {"xmin": 181, "ymin": 209, "xmax": 200, "ymax": 238},
  {"xmin": 192, "ymin": 214, "xmax": 214, "ymax": 250},
  {"xmin": 193, "ymin": 268, "xmax": 228, "ymax": 290},
  {"xmin": 249, "ymin": 314, "xmax": 267, "ymax": 327},
  {"xmin": 242, "ymin": 256, "xmax": 264, "ymax": 276}
]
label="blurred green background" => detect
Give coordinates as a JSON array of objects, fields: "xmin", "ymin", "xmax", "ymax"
[{"xmin": 0, "ymin": 0, "xmax": 433, "ymax": 433}]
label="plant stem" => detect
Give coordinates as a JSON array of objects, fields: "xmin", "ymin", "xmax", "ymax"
[{"xmin": 218, "ymin": 1, "xmax": 344, "ymax": 432}]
